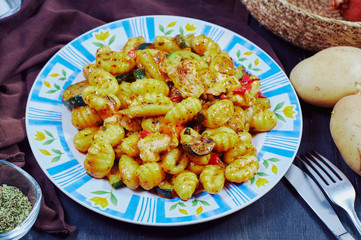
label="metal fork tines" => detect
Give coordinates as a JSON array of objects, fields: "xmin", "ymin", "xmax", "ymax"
[{"xmin": 299, "ymin": 152, "xmax": 361, "ymax": 236}]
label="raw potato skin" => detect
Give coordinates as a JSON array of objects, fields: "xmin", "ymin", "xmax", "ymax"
[
  {"xmin": 330, "ymin": 94, "xmax": 361, "ymax": 175},
  {"xmin": 290, "ymin": 46, "xmax": 361, "ymax": 108}
]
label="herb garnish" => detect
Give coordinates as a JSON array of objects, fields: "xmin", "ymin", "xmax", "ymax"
[{"xmin": 0, "ymin": 184, "xmax": 32, "ymax": 233}]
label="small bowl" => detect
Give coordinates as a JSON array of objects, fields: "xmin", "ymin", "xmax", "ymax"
[{"xmin": 0, "ymin": 160, "xmax": 42, "ymax": 240}]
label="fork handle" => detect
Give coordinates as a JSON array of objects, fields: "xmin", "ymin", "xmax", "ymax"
[
  {"xmin": 345, "ymin": 207, "xmax": 361, "ymax": 236},
  {"xmin": 338, "ymin": 232, "xmax": 356, "ymax": 240}
]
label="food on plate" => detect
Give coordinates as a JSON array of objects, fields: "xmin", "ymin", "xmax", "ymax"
[
  {"xmin": 289, "ymin": 46, "xmax": 361, "ymax": 108},
  {"xmin": 330, "ymin": 94, "xmax": 361, "ymax": 175},
  {"xmin": 330, "ymin": 0, "xmax": 361, "ymax": 22},
  {"xmin": 62, "ymin": 34, "xmax": 277, "ymax": 200}
]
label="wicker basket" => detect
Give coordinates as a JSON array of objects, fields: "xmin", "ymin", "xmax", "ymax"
[{"xmin": 240, "ymin": 0, "xmax": 361, "ymax": 52}]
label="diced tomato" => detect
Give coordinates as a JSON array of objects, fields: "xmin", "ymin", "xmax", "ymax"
[
  {"xmin": 139, "ymin": 129, "xmax": 152, "ymax": 138},
  {"xmin": 232, "ymin": 85, "xmax": 252, "ymax": 95},
  {"xmin": 127, "ymin": 48, "xmax": 137, "ymax": 60},
  {"xmin": 233, "ymin": 74, "xmax": 261, "ymax": 95},
  {"xmin": 242, "ymin": 75, "xmax": 266, "ymax": 98},
  {"xmin": 174, "ymin": 124, "xmax": 185, "ymax": 135},
  {"xmin": 241, "ymin": 73, "xmax": 250, "ymax": 82},
  {"xmin": 169, "ymin": 87, "xmax": 183, "ymax": 102},
  {"xmin": 220, "ymin": 93, "xmax": 230, "ymax": 99},
  {"xmin": 97, "ymin": 109, "xmax": 110, "ymax": 120},
  {"xmin": 240, "ymin": 74, "xmax": 260, "ymax": 86},
  {"xmin": 160, "ymin": 124, "xmax": 185, "ymax": 138},
  {"xmin": 170, "ymin": 95, "xmax": 182, "ymax": 102},
  {"xmin": 257, "ymin": 91, "xmax": 266, "ymax": 98},
  {"xmin": 160, "ymin": 125, "xmax": 172, "ymax": 136},
  {"xmin": 209, "ymin": 154, "xmax": 222, "ymax": 165},
  {"xmin": 97, "ymin": 102, "xmax": 117, "ymax": 120},
  {"xmin": 111, "ymin": 64, "xmax": 118, "ymax": 68}
]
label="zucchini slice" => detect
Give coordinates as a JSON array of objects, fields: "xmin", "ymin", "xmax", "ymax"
[
  {"xmin": 107, "ymin": 164, "xmax": 123, "ymax": 189},
  {"xmin": 135, "ymin": 43, "xmax": 154, "ymax": 50},
  {"xmin": 186, "ymin": 112, "xmax": 206, "ymax": 133},
  {"xmin": 167, "ymin": 51, "xmax": 208, "ymax": 70},
  {"xmin": 115, "ymin": 69, "xmax": 146, "ymax": 83},
  {"xmin": 175, "ymin": 34, "xmax": 190, "ymax": 49},
  {"xmin": 155, "ymin": 181, "xmax": 174, "ymax": 199},
  {"xmin": 62, "ymin": 80, "xmax": 89, "ymax": 110},
  {"xmin": 181, "ymin": 127, "xmax": 215, "ymax": 157}
]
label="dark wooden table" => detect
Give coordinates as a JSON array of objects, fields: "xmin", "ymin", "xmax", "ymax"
[{"xmin": 23, "ymin": 12, "xmax": 361, "ymax": 240}]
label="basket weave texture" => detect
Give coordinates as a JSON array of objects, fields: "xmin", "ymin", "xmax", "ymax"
[{"xmin": 241, "ymin": 0, "xmax": 361, "ymax": 52}]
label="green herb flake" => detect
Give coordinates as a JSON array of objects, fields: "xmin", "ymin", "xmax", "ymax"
[{"xmin": 0, "ymin": 184, "xmax": 32, "ymax": 233}]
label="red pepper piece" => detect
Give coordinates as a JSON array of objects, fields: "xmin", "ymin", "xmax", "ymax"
[{"xmin": 139, "ymin": 129, "xmax": 152, "ymax": 138}]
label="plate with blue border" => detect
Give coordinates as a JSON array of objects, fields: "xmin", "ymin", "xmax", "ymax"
[{"xmin": 25, "ymin": 15, "xmax": 302, "ymax": 226}]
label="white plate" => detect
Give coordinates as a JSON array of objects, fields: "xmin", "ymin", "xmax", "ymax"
[{"xmin": 25, "ymin": 15, "xmax": 302, "ymax": 226}]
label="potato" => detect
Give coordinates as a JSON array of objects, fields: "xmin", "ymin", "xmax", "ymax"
[
  {"xmin": 290, "ymin": 46, "xmax": 361, "ymax": 108},
  {"xmin": 330, "ymin": 94, "xmax": 361, "ymax": 175}
]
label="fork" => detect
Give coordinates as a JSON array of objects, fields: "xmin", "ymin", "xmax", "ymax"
[{"xmin": 299, "ymin": 151, "xmax": 361, "ymax": 236}]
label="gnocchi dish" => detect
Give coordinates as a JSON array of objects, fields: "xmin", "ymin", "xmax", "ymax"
[{"xmin": 62, "ymin": 34, "xmax": 277, "ymax": 201}]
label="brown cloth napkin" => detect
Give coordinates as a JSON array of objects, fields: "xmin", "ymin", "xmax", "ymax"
[{"xmin": 0, "ymin": 0, "xmax": 282, "ymax": 236}]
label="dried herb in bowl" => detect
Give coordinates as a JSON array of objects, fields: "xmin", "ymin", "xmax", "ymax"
[{"xmin": 0, "ymin": 184, "xmax": 32, "ymax": 233}]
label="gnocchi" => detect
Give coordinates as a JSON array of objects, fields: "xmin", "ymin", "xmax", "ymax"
[
  {"xmin": 62, "ymin": 34, "xmax": 277, "ymax": 201},
  {"xmin": 137, "ymin": 162, "xmax": 166, "ymax": 190},
  {"xmin": 199, "ymin": 165, "xmax": 225, "ymax": 194},
  {"xmin": 172, "ymin": 170, "xmax": 199, "ymax": 201},
  {"xmin": 119, "ymin": 155, "xmax": 140, "ymax": 190}
]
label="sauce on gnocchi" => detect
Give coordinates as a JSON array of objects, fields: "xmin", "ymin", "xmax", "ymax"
[{"xmin": 62, "ymin": 34, "xmax": 277, "ymax": 201}]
